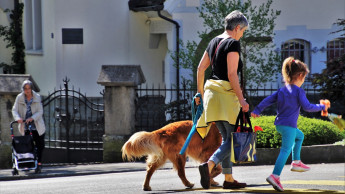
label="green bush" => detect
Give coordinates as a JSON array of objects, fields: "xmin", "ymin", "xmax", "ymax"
[{"xmin": 251, "ymin": 115, "xmax": 345, "ymax": 148}]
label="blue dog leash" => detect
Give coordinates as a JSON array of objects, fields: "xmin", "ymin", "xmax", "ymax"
[{"xmin": 179, "ymin": 93, "xmax": 203, "ymax": 155}]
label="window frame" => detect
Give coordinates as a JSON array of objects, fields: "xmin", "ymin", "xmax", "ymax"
[
  {"xmin": 24, "ymin": 0, "xmax": 43, "ymax": 55},
  {"xmin": 281, "ymin": 39, "xmax": 311, "ymax": 76},
  {"xmin": 327, "ymin": 38, "xmax": 345, "ymax": 62}
]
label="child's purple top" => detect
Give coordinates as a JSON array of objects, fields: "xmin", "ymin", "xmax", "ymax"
[{"xmin": 252, "ymin": 84, "xmax": 325, "ymax": 128}]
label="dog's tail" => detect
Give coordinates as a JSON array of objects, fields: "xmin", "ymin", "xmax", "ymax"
[{"xmin": 122, "ymin": 131, "xmax": 163, "ymax": 161}]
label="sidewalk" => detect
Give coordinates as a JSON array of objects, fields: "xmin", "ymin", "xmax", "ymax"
[{"xmin": 0, "ymin": 161, "xmax": 198, "ymax": 181}]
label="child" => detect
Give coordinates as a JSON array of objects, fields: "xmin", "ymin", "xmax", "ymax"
[{"xmin": 251, "ymin": 57, "xmax": 328, "ymax": 192}]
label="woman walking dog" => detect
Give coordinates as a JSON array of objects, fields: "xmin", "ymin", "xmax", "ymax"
[{"xmin": 195, "ymin": 10, "xmax": 249, "ymax": 189}]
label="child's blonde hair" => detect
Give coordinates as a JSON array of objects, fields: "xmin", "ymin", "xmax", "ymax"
[{"xmin": 282, "ymin": 57, "xmax": 310, "ymax": 84}]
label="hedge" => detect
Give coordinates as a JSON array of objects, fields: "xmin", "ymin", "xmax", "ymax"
[{"xmin": 251, "ymin": 115, "xmax": 345, "ymax": 148}]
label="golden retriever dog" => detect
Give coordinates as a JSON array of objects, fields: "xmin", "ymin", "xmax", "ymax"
[{"xmin": 122, "ymin": 120, "xmax": 222, "ymax": 191}]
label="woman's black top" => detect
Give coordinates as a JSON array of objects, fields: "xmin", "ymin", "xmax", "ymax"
[{"xmin": 206, "ymin": 37, "xmax": 243, "ymax": 82}]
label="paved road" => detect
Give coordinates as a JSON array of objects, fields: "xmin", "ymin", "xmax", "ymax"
[{"xmin": 0, "ymin": 163, "xmax": 343, "ymax": 194}]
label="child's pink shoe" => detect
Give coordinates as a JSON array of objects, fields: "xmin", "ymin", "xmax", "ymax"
[
  {"xmin": 291, "ymin": 161, "xmax": 310, "ymax": 172},
  {"xmin": 266, "ymin": 174, "xmax": 284, "ymax": 192}
]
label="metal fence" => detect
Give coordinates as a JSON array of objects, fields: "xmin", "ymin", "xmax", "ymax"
[
  {"xmin": 41, "ymin": 78, "xmax": 104, "ymax": 163},
  {"xmin": 135, "ymin": 84, "xmax": 194, "ymax": 132},
  {"xmin": 135, "ymin": 83, "xmax": 344, "ymax": 132}
]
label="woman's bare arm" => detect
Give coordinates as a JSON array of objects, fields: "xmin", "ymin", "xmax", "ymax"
[{"xmin": 227, "ymin": 52, "xmax": 249, "ymax": 112}]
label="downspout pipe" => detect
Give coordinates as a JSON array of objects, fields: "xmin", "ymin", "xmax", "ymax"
[{"xmin": 157, "ymin": 10, "xmax": 181, "ymax": 120}]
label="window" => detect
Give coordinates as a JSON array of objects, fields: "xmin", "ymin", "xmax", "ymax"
[
  {"xmin": 327, "ymin": 38, "xmax": 345, "ymax": 61},
  {"xmin": 24, "ymin": 0, "xmax": 42, "ymax": 54},
  {"xmin": 281, "ymin": 39, "xmax": 311, "ymax": 71}
]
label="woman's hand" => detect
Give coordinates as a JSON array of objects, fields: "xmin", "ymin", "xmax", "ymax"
[
  {"xmin": 240, "ymin": 99, "xmax": 249, "ymax": 112},
  {"xmin": 251, "ymin": 112, "xmax": 260, "ymax": 118},
  {"xmin": 17, "ymin": 119, "xmax": 24, "ymax": 123},
  {"xmin": 195, "ymin": 97, "xmax": 201, "ymax": 105},
  {"xmin": 25, "ymin": 118, "xmax": 34, "ymax": 124}
]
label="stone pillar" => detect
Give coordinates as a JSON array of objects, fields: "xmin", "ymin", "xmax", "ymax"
[
  {"xmin": 97, "ymin": 65, "xmax": 145, "ymax": 162},
  {"xmin": 0, "ymin": 74, "xmax": 39, "ymax": 169}
]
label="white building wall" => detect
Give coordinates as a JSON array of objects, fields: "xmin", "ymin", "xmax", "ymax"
[
  {"xmin": 25, "ymin": 0, "xmax": 57, "ymax": 94},
  {"xmin": 128, "ymin": 12, "xmax": 168, "ymax": 88},
  {"xmin": 24, "ymin": 0, "xmax": 169, "ymax": 96},
  {"xmin": 53, "ymin": 0, "xmax": 130, "ymax": 96},
  {"xmin": 269, "ymin": 0, "xmax": 344, "ymax": 31}
]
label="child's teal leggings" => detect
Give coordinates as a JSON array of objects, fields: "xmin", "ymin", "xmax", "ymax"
[{"xmin": 273, "ymin": 125, "xmax": 304, "ymax": 176}]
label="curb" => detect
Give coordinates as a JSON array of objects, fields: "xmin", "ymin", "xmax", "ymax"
[{"xmin": 255, "ymin": 144, "xmax": 345, "ymax": 165}]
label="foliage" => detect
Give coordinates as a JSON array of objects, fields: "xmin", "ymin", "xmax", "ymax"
[
  {"xmin": 312, "ymin": 54, "xmax": 345, "ymax": 106},
  {"xmin": 171, "ymin": 0, "xmax": 281, "ymax": 89},
  {"xmin": 164, "ymin": 98, "xmax": 192, "ymax": 123},
  {"xmin": 312, "ymin": 18, "xmax": 345, "ymax": 111},
  {"xmin": 298, "ymin": 116, "xmax": 345, "ymax": 145},
  {"xmin": 251, "ymin": 116, "xmax": 345, "ymax": 148},
  {"xmin": 0, "ymin": 1, "xmax": 25, "ymax": 74},
  {"xmin": 169, "ymin": 40, "xmax": 198, "ymax": 89},
  {"xmin": 164, "ymin": 81, "xmax": 194, "ymax": 123},
  {"xmin": 330, "ymin": 19, "xmax": 345, "ymax": 37}
]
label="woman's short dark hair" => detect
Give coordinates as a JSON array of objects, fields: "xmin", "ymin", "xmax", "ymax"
[{"xmin": 225, "ymin": 10, "xmax": 249, "ymax": 31}]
